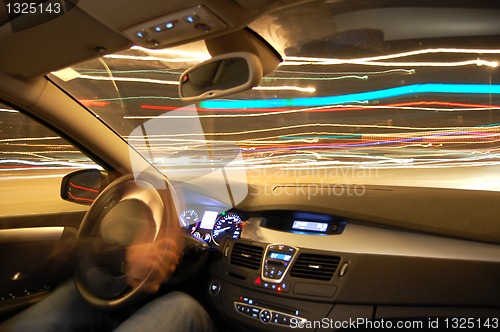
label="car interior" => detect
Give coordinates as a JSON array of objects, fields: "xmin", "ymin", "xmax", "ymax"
[{"xmin": 1, "ymin": 0, "xmax": 500, "ymax": 331}]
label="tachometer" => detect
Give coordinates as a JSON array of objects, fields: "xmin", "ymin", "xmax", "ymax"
[
  {"xmin": 212, "ymin": 212, "xmax": 242, "ymax": 246},
  {"xmin": 179, "ymin": 209, "xmax": 200, "ymax": 234}
]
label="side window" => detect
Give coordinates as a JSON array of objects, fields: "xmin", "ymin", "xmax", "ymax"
[{"xmin": 0, "ymin": 102, "xmax": 100, "ymax": 216}]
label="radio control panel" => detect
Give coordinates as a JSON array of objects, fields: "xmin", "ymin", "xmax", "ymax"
[
  {"xmin": 234, "ymin": 296, "xmax": 306, "ymax": 326},
  {"xmin": 261, "ymin": 244, "xmax": 298, "ymax": 283}
]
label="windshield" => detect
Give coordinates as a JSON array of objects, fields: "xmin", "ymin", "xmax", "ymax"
[{"xmin": 50, "ymin": 1, "xmax": 500, "ymax": 191}]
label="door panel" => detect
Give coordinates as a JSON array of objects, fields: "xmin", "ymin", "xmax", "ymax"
[{"xmin": 0, "ymin": 103, "xmax": 99, "ymax": 316}]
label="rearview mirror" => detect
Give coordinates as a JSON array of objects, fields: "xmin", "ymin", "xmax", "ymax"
[
  {"xmin": 179, "ymin": 52, "xmax": 263, "ymax": 101},
  {"xmin": 60, "ymin": 169, "xmax": 109, "ymax": 206}
]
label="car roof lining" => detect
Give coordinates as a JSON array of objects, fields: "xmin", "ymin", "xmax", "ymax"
[
  {"xmin": 0, "ymin": 0, "xmax": 308, "ymax": 78},
  {"xmin": 0, "ymin": 6, "xmax": 131, "ymax": 78}
]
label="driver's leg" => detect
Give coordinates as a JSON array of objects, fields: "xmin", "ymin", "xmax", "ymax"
[
  {"xmin": 114, "ymin": 291, "xmax": 213, "ymax": 332},
  {"xmin": 0, "ymin": 281, "xmax": 121, "ymax": 332}
]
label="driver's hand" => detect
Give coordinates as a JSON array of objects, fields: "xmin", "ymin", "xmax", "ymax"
[{"xmin": 125, "ymin": 237, "xmax": 179, "ymax": 293}]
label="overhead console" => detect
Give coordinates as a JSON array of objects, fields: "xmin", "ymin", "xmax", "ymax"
[{"xmin": 123, "ymin": 5, "xmax": 227, "ymax": 48}]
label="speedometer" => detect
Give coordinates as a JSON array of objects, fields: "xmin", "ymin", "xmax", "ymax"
[
  {"xmin": 212, "ymin": 212, "xmax": 242, "ymax": 246},
  {"xmin": 179, "ymin": 209, "xmax": 200, "ymax": 234}
]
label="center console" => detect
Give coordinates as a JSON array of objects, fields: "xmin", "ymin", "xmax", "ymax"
[{"xmin": 207, "ymin": 238, "xmax": 356, "ymax": 331}]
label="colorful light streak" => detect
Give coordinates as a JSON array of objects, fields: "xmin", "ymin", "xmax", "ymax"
[
  {"xmin": 69, "ymin": 181, "xmax": 99, "ymax": 193},
  {"xmin": 0, "ymin": 159, "xmax": 97, "ymax": 169},
  {"xmin": 128, "ymin": 103, "xmax": 500, "ymax": 120},
  {"xmin": 101, "ymin": 48, "xmax": 500, "ymax": 68},
  {"xmin": 281, "ymin": 59, "xmax": 498, "ymax": 67},
  {"xmin": 253, "ymin": 86, "xmax": 316, "ymax": 93},
  {"xmin": 275, "ymin": 69, "xmax": 416, "ymax": 76},
  {"xmin": 137, "ymin": 100, "xmax": 500, "ymax": 114},
  {"xmin": 286, "ymin": 48, "xmax": 500, "ymax": 62},
  {"xmin": 103, "ymin": 54, "xmax": 207, "ymax": 63},
  {"xmin": 0, "ymin": 136, "xmax": 61, "ymax": 143},
  {"xmin": 80, "ymin": 100, "xmax": 110, "ymax": 107},
  {"xmin": 79, "ymin": 96, "xmax": 181, "ymax": 106},
  {"xmin": 76, "ymin": 69, "xmax": 183, "ymax": 75},
  {"xmin": 264, "ymin": 75, "xmax": 368, "ymax": 81},
  {"xmin": 68, "ymin": 191, "xmax": 95, "ymax": 203},
  {"xmin": 46, "ymin": 46, "xmax": 500, "ymax": 170},
  {"xmin": 283, "ymin": 48, "xmax": 500, "ymax": 67},
  {"xmin": 77, "ymin": 74, "xmax": 179, "ymax": 86},
  {"xmin": 126, "ymin": 128, "xmax": 500, "ymax": 150},
  {"xmin": 200, "ymin": 84, "xmax": 500, "ymax": 109},
  {"xmin": 130, "ymin": 45, "xmax": 210, "ymax": 60},
  {"xmin": 0, "ymin": 108, "xmax": 18, "ymax": 113}
]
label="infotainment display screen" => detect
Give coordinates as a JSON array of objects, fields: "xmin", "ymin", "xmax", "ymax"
[
  {"xmin": 269, "ymin": 252, "xmax": 292, "ymax": 262},
  {"xmin": 199, "ymin": 211, "xmax": 219, "ymax": 229},
  {"xmin": 292, "ymin": 220, "xmax": 328, "ymax": 233}
]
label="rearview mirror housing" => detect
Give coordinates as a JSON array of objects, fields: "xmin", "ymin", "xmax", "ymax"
[{"xmin": 179, "ymin": 52, "xmax": 263, "ymax": 101}]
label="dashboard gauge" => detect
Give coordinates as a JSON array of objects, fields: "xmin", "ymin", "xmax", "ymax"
[
  {"xmin": 212, "ymin": 212, "xmax": 242, "ymax": 246},
  {"xmin": 179, "ymin": 209, "xmax": 200, "ymax": 234},
  {"xmin": 203, "ymin": 233, "xmax": 212, "ymax": 242}
]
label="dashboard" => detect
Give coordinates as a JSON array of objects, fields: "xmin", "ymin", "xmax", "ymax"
[
  {"xmin": 205, "ymin": 215, "xmax": 500, "ymax": 332},
  {"xmin": 174, "ymin": 184, "xmax": 500, "ymax": 331},
  {"xmin": 177, "ymin": 207, "xmax": 348, "ymax": 247},
  {"xmin": 178, "ymin": 207, "xmax": 246, "ymax": 246}
]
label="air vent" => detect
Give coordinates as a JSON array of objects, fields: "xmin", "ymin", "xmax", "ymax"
[
  {"xmin": 229, "ymin": 243, "xmax": 263, "ymax": 270},
  {"xmin": 290, "ymin": 254, "xmax": 341, "ymax": 281}
]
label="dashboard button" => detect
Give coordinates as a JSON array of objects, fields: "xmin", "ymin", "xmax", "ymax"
[
  {"xmin": 209, "ymin": 281, "xmax": 221, "ymax": 296},
  {"xmin": 260, "ymin": 310, "xmax": 271, "ymax": 323},
  {"xmin": 252, "ymin": 276, "xmax": 262, "ymax": 286},
  {"xmin": 251, "ymin": 307, "xmax": 260, "ymax": 319},
  {"xmin": 281, "ymin": 314, "xmax": 290, "ymax": 325},
  {"xmin": 280, "ymin": 281, "xmax": 290, "ymax": 293}
]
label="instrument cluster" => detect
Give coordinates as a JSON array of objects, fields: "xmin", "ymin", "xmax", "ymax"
[{"xmin": 179, "ymin": 207, "xmax": 246, "ymax": 245}]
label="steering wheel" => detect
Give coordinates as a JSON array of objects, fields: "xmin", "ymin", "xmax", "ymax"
[{"xmin": 74, "ymin": 172, "xmax": 180, "ymax": 309}]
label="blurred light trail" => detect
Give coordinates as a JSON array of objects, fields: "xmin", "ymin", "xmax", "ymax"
[
  {"xmin": 283, "ymin": 48, "xmax": 500, "ymax": 67},
  {"xmin": 200, "ymin": 84, "xmax": 500, "ymax": 109},
  {"xmin": 253, "ymin": 86, "xmax": 316, "ymax": 93},
  {"xmin": 264, "ymin": 75, "xmax": 368, "ymax": 81},
  {"xmin": 130, "ymin": 45, "xmax": 210, "ymax": 60},
  {"xmin": 79, "ymin": 100, "xmax": 110, "ymax": 107},
  {"xmin": 0, "ymin": 108, "xmax": 18, "ymax": 113},
  {"xmin": 77, "ymin": 74, "xmax": 179, "ymax": 86},
  {"xmin": 80, "ymin": 96, "xmax": 181, "ymax": 104},
  {"xmin": 76, "ymin": 69, "xmax": 183, "ymax": 75},
  {"xmin": 104, "ymin": 54, "xmax": 205, "ymax": 63},
  {"xmin": 282, "ymin": 59, "xmax": 498, "ymax": 67},
  {"xmin": 137, "ymin": 100, "xmax": 499, "ymax": 114},
  {"xmin": 0, "ymin": 136, "xmax": 61, "ymax": 143},
  {"xmin": 275, "ymin": 69, "xmax": 415, "ymax": 75},
  {"xmin": 0, "ymin": 159, "xmax": 97, "ymax": 169}
]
